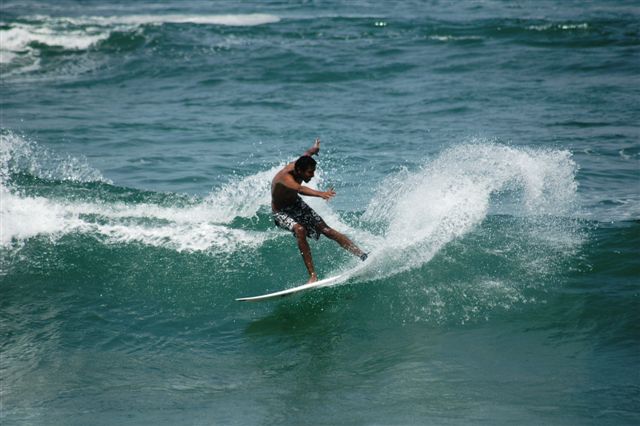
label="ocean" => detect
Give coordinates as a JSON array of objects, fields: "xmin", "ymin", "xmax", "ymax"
[{"xmin": 1, "ymin": 1, "xmax": 639, "ymax": 424}]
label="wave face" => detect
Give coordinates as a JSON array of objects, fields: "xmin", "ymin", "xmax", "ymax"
[{"xmin": 1, "ymin": 131, "xmax": 584, "ymax": 320}]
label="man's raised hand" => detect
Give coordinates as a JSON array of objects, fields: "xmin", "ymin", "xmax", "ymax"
[{"xmin": 310, "ymin": 138, "xmax": 321, "ymax": 156}]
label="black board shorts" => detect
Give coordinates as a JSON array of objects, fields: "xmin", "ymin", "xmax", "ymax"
[{"xmin": 273, "ymin": 197, "xmax": 325, "ymax": 240}]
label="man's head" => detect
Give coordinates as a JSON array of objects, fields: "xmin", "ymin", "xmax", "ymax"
[{"xmin": 294, "ymin": 155, "xmax": 317, "ymax": 182}]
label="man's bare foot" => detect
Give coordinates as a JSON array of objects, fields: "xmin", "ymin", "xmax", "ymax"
[{"xmin": 307, "ymin": 273, "xmax": 318, "ymax": 283}]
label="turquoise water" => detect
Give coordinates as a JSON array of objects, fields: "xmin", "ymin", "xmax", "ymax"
[{"xmin": 1, "ymin": 1, "xmax": 639, "ymax": 424}]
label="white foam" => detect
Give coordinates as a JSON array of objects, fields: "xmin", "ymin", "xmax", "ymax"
[
  {"xmin": 429, "ymin": 35, "xmax": 483, "ymax": 42},
  {"xmin": 0, "ymin": 13, "xmax": 280, "ymax": 68},
  {"xmin": 0, "ymin": 50, "xmax": 17, "ymax": 65},
  {"xmin": 0, "ymin": 188, "xmax": 274, "ymax": 251},
  {"xmin": 0, "ymin": 22, "xmax": 112, "ymax": 71},
  {"xmin": 0, "ymin": 188, "xmax": 81, "ymax": 245},
  {"xmin": 358, "ymin": 142, "xmax": 579, "ymax": 279},
  {"xmin": 1, "ymin": 24, "xmax": 110, "ymax": 52},
  {"xmin": 528, "ymin": 23, "xmax": 589, "ymax": 31},
  {"xmin": 94, "ymin": 222, "xmax": 271, "ymax": 252},
  {"xmin": 0, "ymin": 171, "xmax": 278, "ymax": 251},
  {"xmin": 0, "ymin": 132, "xmax": 283, "ymax": 251},
  {"xmin": 59, "ymin": 13, "xmax": 281, "ymax": 27}
]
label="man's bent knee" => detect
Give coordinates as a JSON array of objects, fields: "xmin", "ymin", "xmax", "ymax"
[
  {"xmin": 320, "ymin": 226, "xmax": 338, "ymax": 239},
  {"xmin": 293, "ymin": 224, "xmax": 307, "ymax": 239}
]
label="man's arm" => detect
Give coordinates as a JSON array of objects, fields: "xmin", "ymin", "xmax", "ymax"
[
  {"xmin": 298, "ymin": 185, "xmax": 335, "ymax": 200},
  {"xmin": 283, "ymin": 138, "xmax": 321, "ymax": 168},
  {"xmin": 280, "ymin": 173, "xmax": 335, "ymax": 200},
  {"xmin": 302, "ymin": 138, "xmax": 321, "ymax": 157}
]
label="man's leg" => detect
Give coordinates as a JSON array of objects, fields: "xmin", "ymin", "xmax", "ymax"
[
  {"xmin": 319, "ymin": 225, "xmax": 367, "ymax": 259},
  {"xmin": 293, "ymin": 224, "xmax": 318, "ymax": 283}
]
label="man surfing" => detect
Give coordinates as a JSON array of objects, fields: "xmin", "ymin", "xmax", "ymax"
[{"xmin": 272, "ymin": 138, "xmax": 368, "ymax": 283}]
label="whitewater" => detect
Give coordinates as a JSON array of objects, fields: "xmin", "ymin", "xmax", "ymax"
[{"xmin": 1, "ymin": 131, "xmax": 582, "ymax": 288}]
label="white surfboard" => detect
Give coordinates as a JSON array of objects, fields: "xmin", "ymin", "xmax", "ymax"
[{"xmin": 236, "ymin": 273, "xmax": 349, "ymax": 302}]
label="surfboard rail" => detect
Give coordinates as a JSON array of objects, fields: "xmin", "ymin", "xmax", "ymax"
[{"xmin": 236, "ymin": 274, "xmax": 346, "ymax": 302}]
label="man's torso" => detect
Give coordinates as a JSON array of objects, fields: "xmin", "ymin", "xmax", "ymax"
[{"xmin": 271, "ymin": 165, "xmax": 299, "ymax": 211}]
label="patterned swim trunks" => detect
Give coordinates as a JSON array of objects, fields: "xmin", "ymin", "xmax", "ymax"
[{"xmin": 273, "ymin": 197, "xmax": 325, "ymax": 240}]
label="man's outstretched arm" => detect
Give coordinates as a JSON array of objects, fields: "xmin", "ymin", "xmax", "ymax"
[
  {"xmin": 298, "ymin": 185, "xmax": 335, "ymax": 200},
  {"xmin": 279, "ymin": 173, "xmax": 335, "ymax": 200},
  {"xmin": 302, "ymin": 138, "xmax": 321, "ymax": 157}
]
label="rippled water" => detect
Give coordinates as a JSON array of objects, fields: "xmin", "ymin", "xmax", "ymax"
[{"xmin": 1, "ymin": 1, "xmax": 639, "ymax": 424}]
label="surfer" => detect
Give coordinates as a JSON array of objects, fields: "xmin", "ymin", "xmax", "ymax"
[{"xmin": 272, "ymin": 138, "xmax": 368, "ymax": 283}]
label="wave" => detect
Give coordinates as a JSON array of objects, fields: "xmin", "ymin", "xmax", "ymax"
[
  {"xmin": 0, "ymin": 131, "xmax": 277, "ymax": 250},
  {"xmin": 1, "ymin": 132, "xmax": 582, "ymax": 282},
  {"xmin": 277, "ymin": 14, "xmax": 633, "ymax": 42},
  {"xmin": 0, "ymin": 13, "xmax": 280, "ymax": 72},
  {"xmin": 1, "ymin": 23, "xmax": 110, "ymax": 55},
  {"xmin": 1, "ymin": 132, "xmax": 592, "ymax": 323},
  {"xmin": 3, "ymin": 12, "xmax": 634, "ymax": 78}
]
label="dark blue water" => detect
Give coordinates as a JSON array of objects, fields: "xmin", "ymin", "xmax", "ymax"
[{"xmin": 1, "ymin": 1, "xmax": 639, "ymax": 424}]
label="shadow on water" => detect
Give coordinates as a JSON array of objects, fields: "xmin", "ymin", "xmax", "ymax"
[{"xmin": 242, "ymin": 287, "xmax": 358, "ymax": 337}]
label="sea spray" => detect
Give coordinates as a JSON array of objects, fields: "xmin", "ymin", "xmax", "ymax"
[
  {"xmin": 357, "ymin": 142, "xmax": 580, "ymax": 280},
  {"xmin": 0, "ymin": 130, "xmax": 108, "ymax": 184},
  {"xmin": 307, "ymin": 142, "xmax": 584, "ymax": 325},
  {"xmin": 0, "ymin": 131, "xmax": 107, "ymax": 246}
]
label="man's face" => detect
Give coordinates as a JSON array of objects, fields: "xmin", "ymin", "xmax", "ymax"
[{"xmin": 298, "ymin": 165, "xmax": 315, "ymax": 183}]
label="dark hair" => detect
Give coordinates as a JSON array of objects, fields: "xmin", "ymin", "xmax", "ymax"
[{"xmin": 294, "ymin": 155, "xmax": 316, "ymax": 172}]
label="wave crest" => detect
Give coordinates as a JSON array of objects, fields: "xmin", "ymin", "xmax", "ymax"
[
  {"xmin": 0, "ymin": 130, "xmax": 108, "ymax": 184},
  {"xmin": 0, "ymin": 13, "xmax": 280, "ymax": 72},
  {"xmin": 0, "ymin": 131, "xmax": 278, "ymax": 251},
  {"xmin": 358, "ymin": 142, "xmax": 579, "ymax": 278}
]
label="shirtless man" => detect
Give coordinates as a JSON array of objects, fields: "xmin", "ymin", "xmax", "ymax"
[{"xmin": 272, "ymin": 138, "xmax": 368, "ymax": 283}]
